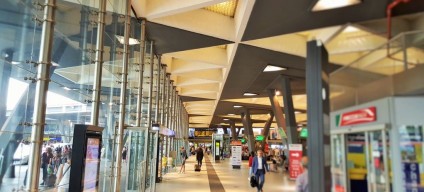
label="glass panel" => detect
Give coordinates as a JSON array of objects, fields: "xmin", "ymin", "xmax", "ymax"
[
  {"xmin": 331, "ymin": 134, "xmax": 347, "ymax": 192},
  {"xmin": 367, "ymin": 131, "xmax": 390, "ymax": 192},
  {"xmin": 127, "ymin": 129, "xmax": 147, "ymax": 191},
  {"xmin": 399, "ymin": 125, "xmax": 424, "ymax": 192}
]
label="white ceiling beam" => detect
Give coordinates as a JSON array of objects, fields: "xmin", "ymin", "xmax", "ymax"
[
  {"xmin": 170, "ymin": 58, "xmax": 224, "ymax": 74},
  {"xmin": 234, "ymin": 0, "xmax": 256, "ymax": 42},
  {"xmin": 165, "ymin": 46, "xmax": 228, "ymax": 67}
]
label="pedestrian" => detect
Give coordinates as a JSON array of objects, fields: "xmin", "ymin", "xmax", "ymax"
[
  {"xmin": 252, "ymin": 150, "xmax": 269, "ymax": 192},
  {"xmin": 196, "ymin": 147, "xmax": 204, "ymax": 167},
  {"xmin": 296, "ymin": 156, "xmax": 309, "ymax": 192},
  {"xmin": 52, "ymin": 151, "xmax": 61, "ymax": 174},
  {"xmin": 179, "ymin": 147, "xmax": 188, "ymax": 174},
  {"xmin": 56, "ymin": 154, "xmax": 72, "ymax": 192},
  {"xmin": 122, "ymin": 147, "xmax": 127, "ymax": 163},
  {"xmin": 220, "ymin": 147, "xmax": 225, "ymax": 160},
  {"xmin": 248, "ymin": 151, "xmax": 255, "ymax": 180},
  {"xmin": 40, "ymin": 147, "xmax": 53, "ymax": 186}
]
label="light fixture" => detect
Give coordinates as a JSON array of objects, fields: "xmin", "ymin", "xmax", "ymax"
[
  {"xmin": 275, "ymin": 90, "xmax": 281, "ymax": 96},
  {"xmin": 63, "ymin": 87, "xmax": 71, "ymax": 90},
  {"xmin": 343, "ymin": 26, "xmax": 360, "ymax": 33},
  {"xmin": 233, "ymin": 105, "xmax": 243, "ymax": 108},
  {"xmin": 243, "ymin": 92, "xmax": 258, "ymax": 96},
  {"xmin": 108, "ymin": 102, "xmax": 114, "ymax": 106},
  {"xmin": 223, "ymin": 118, "xmax": 230, "ymax": 121},
  {"xmin": 295, "ymin": 111, "xmax": 301, "ymax": 114},
  {"xmin": 311, "ymin": 0, "xmax": 361, "ymax": 12},
  {"xmin": 263, "ymin": 65, "xmax": 287, "ymax": 72},
  {"xmin": 298, "ymin": 124, "xmax": 303, "ymax": 127},
  {"xmin": 228, "ymin": 113, "xmax": 236, "ymax": 116},
  {"xmin": 115, "ymin": 35, "xmax": 140, "ymax": 45}
]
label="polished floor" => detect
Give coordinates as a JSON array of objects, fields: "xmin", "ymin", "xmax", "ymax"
[{"xmin": 156, "ymin": 155, "xmax": 296, "ymax": 192}]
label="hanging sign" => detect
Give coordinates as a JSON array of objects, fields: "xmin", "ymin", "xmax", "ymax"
[
  {"xmin": 289, "ymin": 144, "xmax": 303, "ymax": 180},
  {"xmin": 336, "ymin": 107, "xmax": 376, "ymax": 126}
]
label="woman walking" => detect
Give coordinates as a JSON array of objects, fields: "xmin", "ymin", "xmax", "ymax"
[{"xmin": 179, "ymin": 147, "xmax": 188, "ymax": 174}]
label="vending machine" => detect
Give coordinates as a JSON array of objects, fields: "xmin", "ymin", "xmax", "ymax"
[{"xmin": 69, "ymin": 124, "xmax": 103, "ymax": 192}]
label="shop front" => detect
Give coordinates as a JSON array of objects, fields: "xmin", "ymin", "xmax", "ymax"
[{"xmin": 330, "ymin": 97, "xmax": 424, "ymax": 192}]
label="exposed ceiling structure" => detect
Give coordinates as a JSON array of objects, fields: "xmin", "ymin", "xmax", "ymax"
[{"xmin": 133, "ymin": 0, "xmax": 424, "ymax": 129}]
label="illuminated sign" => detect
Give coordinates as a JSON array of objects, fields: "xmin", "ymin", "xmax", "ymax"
[
  {"xmin": 299, "ymin": 128, "xmax": 308, "ymax": 138},
  {"xmin": 255, "ymin": 135, "xmax": 265, "ymax": 141},
  {"xmin": 336, "ymin": 107, "xmax": 376, "ymax": 126}
]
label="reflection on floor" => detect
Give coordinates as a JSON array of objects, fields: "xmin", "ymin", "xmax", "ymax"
[{"xmin": 156, "ymin": 155, "xmax": 296, "ymax": 192}]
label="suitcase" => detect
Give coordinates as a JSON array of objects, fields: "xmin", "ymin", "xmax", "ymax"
[
  {"xmin": 46, "ymin": 174, "xmax": 57, "ymax": 187},
  {"xmin": 194, "ymin": 164, "xmax": 201, "ymax": 172}
]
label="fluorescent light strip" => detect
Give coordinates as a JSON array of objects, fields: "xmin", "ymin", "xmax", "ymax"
[
  {"xmin": 243, "ymin": 92, "xmax": 257, "ymax": 96},
  {"xmin": 312, "ymin": 0, "xmax": 361, "ymax": 12},
  {"xmin": 233, "ymin": 105, "xmax": 243, "ymax": 108}
]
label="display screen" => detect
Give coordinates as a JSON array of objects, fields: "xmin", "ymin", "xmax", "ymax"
[
  {"xmin": 83, "ymin": 137, "xmax": 100, "ymax": 191},
  {"xmin": 299, "ymin": 128, "xmax": 308, "ymax": 138}
]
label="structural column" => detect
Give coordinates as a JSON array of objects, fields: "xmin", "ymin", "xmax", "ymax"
[
  {"xmin": 113, "ymin": 0, "xmax": 131, "ymax": 190},
  {"xmin": 306, "ymin": 40, "xmax": 331, "ymax": 192},
  {"xmin": 240, "ymin": 109, "xmax": 255, "ymax": 152},
  {"xmin": 280, "ymin": 77, "xmax": 299, "ymax": 144},
  {"xmin": 90, "ymin": 0, "xmax": 107, "ymax": 126},
  {"xmin": 26, "ymin": 0, "xmax": 56, "ymax": 190},
  {"xmin": 262, "ymin": 112, "xmax": 274, "ymax": 144},
  {"xmin": 135, "ymin": 20, "xmax": 146, "ymax": 127},
  {"xmin": 230, "ymin": 121, "xmax": 237, "ymax": 140},
  {"xmin": 267, "ymin": 89, "xmax": 289, "ymax": 147}
]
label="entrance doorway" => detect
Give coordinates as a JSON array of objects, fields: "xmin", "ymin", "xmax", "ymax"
[{"xmin": 331, "ymin": 125, "xmax": 391, "ymax": 192}]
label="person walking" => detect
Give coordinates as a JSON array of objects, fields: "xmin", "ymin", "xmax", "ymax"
[
  {"xmin": 122, "ymin": 147, "xmax": 127, "ymax": 163},
  {"xmin": 196, "ymin": 147, "xmax": 204, "ymax": 167},
  {"xmin": 296, "ymin": 156, "xmax": 309, "ymax": 192},
  {"xmin": 56, "ymin": 154, "xmax": 72, "ymax": 192},
  {"xmin": 40, "ymin": 147, "xmax": 53, "ymax": 186},
  {"xmin": 252, "ymin": 150, "xmax": 269, "ymax": 192},
  {"xmin": 179, "ymin": 147, "xmax": 188, "ymax": 174},
  {"xmin": 248, "ymin": 152, "xmax": 255, "ymax": 180}
]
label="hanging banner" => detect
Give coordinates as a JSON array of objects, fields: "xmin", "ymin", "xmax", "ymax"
[{"xmin": 289, "ymin": 144, "xmax": 303, "ymax": 180}]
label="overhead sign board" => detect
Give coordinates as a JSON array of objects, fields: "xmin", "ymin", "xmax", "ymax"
[
  {"xmin": 299, "ymin": 128, "xmax": 308, "ymax": 138},
  {"xmin": 255, "ymin": 135, "xmax": 265, "ymax": 141},
  {"xmin": 336, "ymin": 106, "xmax": 376, "ymax": 127}
]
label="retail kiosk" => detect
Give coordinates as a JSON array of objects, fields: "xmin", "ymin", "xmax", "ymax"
[{"xmin": 330, "ymin": 97, "xmax": 424, "ymax": 192}]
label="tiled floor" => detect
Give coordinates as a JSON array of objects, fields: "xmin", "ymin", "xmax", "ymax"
[{"xmin": 156, "ymin": 155, "xmax": 296, "ymax": 192}]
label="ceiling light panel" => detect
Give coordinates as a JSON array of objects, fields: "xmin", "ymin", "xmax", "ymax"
[
  {"xmin": 312, "ymin": 0, "xmax": 361, "ymax": 12},
  {"xmin": 204, "ymin": 0, "xmax": 239, "ymax": 17},
  {"xmin": 263, "ymin": 65, "xmax": 287, "ymax": 72},
  {"xmin": 243, "ymin": 92, "xmax": 258, "ymax": 96}
]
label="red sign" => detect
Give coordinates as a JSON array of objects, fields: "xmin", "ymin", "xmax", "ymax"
[
  {"xmin": 337, "ymin": 107, "xmax": 376, "ymax": 126},
  {"xmin": 289, "ymin": 144, "xmax": 303, "ymax": 180}
]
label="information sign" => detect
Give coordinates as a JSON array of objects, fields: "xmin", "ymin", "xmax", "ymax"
[
  {"xmin": 231, "ymin": 146, "xmax": 242, "ymax": 168},
  {"xmin": 289, "ymin": 144, "xmax": 303, "ymax": 180}
]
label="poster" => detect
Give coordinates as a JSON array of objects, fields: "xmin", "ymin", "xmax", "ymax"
[
  {"xmin": 83, "ymin": 138, "xmax": 100, "ymax": 191},
  {"xmin": 231, "ymin": 146, "xmax": 242, "ymax": 167},
  {"xmin": 289, "ymin": 144, "xmax": 303, "ymax": 180}
]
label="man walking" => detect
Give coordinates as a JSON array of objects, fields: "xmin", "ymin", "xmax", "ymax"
[
  {"xmin": 196, "ymin": 146, "xmax": 204, "ymax": 166},
  {"xmin": 296, "ymin": 156, "xmax": 309, "ymax": 192},
  {"xmin": 252, "ymin": 150, "xmax": 269, "ymax": 192}
]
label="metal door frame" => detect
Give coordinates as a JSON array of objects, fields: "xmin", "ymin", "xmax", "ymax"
[{"xmin": 330, "ymin": 124, "xmax": 390, "ymax": 192}]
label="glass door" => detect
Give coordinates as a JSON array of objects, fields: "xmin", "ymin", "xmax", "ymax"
[
  {"xmin": 366, "ymin": 130, "xmax": 390, "ymax": 192},
  {"xmin": 146, "ymin": 130, "xmax": 158, "ymax": 192},
  {"xmin": 331, "ymin": 134, "xmax": 348, "ymax": 192},
  {"xmin": 126, "ymin": 127, "xmax": 148, "ymax": 192}
]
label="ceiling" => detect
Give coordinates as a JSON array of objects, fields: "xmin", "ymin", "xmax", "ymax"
[{"xmin": 132, "ymin": 0, "xmax": 424, "ymax": 129}]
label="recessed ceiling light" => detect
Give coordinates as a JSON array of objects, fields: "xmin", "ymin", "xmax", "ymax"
[
  {"xmin": 263, "ymin": 65, "xmax": 287, "ymax": 72},
  {"xmin": 115, "ymin": 35, "xmax": 140, "ymax": 45},
  {"xmin": 312, "ymin": 0, "xmax": 361, "ymax": 12},
  {"xmin": 298, "ymin": 124, "xmax": 303, "ymax": 127},
  {"xmin": 228, "ymin": 113, "xmax": 236, "ymax": 116},
  {"xmin": 223, "ymin": 118, "xmax": 230, "ymax": 121},
  {"xmin": 243, "ymin": 92, "xmax": 258, "ymax": 96},
  {"xmin": 295, "ymin": 111, "xmax": 301, "ymax": 114},
  {"xmin": 233, "ymin": 105, "xmax": 243, "ymax": 108},
  {"xmin": 275, "ymin": 90, "xmax": 281, "ymax": 96}
]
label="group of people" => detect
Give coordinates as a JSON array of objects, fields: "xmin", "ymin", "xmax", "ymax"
[
  {"xmin": 179, "ymin": 146, "xmax": 205, "ymax": 173},
  {"xmin": 40, "ymin": 144, "xmax": 72, "ymax": 192},
  {"xmin": 248, "ymin": 149, "xmax": 309, "ymax": 192}
]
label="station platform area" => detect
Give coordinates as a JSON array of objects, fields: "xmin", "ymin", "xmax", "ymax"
[{"xmin": 156, "ymin": 155, "xmax": 295, "ymax": 192}]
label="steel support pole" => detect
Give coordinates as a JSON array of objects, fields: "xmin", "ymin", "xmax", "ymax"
[
  {"xmin": 281, "ymin": 77, "xmax": 299, "ymax": 144},
  {"xmin": 306, "ymin": 40, "xmax": 331, "ymax": 192},
  {"xmin": 135, "ymin": 20, "xmax": 146, "ymax": 127},
  {"xmin": 26, "ymin": 0, "xmax": 56, "ymax": 190},
  {"xmin": 230, "ymin": 121, "xmax": 237, "ymax": 140},
  {"xmin": 155, "ymin": 56, "xmax": 161, "ymax": 123},
  {"xmin": 90, "ymin": 0, "xmax": 106, "ymax": 126},
  {"xmin": 113, "ymin": 0, "xmax": 131, "ymax": 190},
  {"xmin": 164, "ymin": 74, "xmax": 170, "ymax": 128},
  {"xmin": 160, "ymin": 65, "xmax": 167, "ymax": 125},
  {"xmin": 168, "ymin": 81, "xmax": 174, "ymax": 129},
  {"xmin": 147, "ymin": 42, "xmax": 154, "ymax": 129}
]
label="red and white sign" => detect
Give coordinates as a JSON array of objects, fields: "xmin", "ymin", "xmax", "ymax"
[
  {"xmin": 338, "ymin": 107, "xmax": 376, "ymax": 126},
  {"xmin": 289, "ymin": 144, "xmax": 303, "ymax": 180}
]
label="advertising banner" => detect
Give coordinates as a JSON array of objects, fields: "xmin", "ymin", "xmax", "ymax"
[
  {"xmin": 231, "ymin": 145, "xmax": 242, "ymax": 168},
  {"xmin": 336, "ymin": 106, "xmax": 376, "ymax": 127},
  {"xmin": 289, "ymin": 144, "xmax": 303, "ymax": 180}
]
